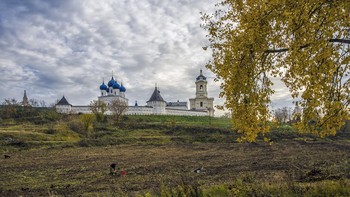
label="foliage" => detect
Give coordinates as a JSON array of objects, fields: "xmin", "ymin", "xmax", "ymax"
[
  {"xmin": 89, "ymin": 100, "xmax": 107, "ymax": 122},
  {"xmin": 43, "ymin": 109, "xmax": 62, "ymax": 122},
  {"xmin": 109, "ymin": 99, "xmax": 128, "ymax": 123},
  {"xmin": 79, "ymin": 114, "xmax": 96, "ymax": 137},
  {"xmin": 1, "ymin": 98, "xmax": 20, "ymax": 119},
  {"xmin": 202, "ymin": 0, "xmax": 350, "ymax": 142},
  {"xmin": 67, "ymin": 119, "xmax": 84, "ymax": 134}
]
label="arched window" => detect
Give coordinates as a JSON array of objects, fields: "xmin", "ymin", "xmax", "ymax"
[
  {"xmin": 200, "ymin": 102, "xmax": 203, "ymax": 107},
  {"xmin": 200, "ymin": 85, "xmax": 203, "ymax": 90}
]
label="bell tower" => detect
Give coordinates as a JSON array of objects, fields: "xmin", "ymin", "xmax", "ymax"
[
  {"xmin": 195, "ymin": 69, "xmax": 208, "ymax": 98},
  {"xmin": 189, "ymin": 69, "xmax": 215, "ymax": 116}
]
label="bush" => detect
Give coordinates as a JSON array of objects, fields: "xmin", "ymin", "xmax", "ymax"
[
  {"xmin": 44, "ymin": 124, "xmax": 57, "ymax": 134},
  {"xmin": 68, "ymin": 120, "xmax": 84, "ymax": 135}
]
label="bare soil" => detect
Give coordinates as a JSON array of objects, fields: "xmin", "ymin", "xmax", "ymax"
[{"xmin": 1, "ymin": 140, "xmax": 349, "ymax": 196}]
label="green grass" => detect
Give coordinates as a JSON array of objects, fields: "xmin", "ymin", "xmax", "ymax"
[
  {"xmin": 149, "ymin": 179, "xmax": 350, "ymax": 197},
  {"xmin": 0, "ymin": 120, "xmax": 80, "ymax": 152},
  {"xmin": 124, "ymin": 115, "xmax": 232, "ymax": 128},
  {"xmin": 1, "ymin": 114, "xmax": 349, "ymax": 151}
]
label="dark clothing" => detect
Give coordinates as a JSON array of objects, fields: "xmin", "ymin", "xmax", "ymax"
[
  {"xmin": 110, "ymin": 163, "xmax": 119, "ymax": 175},
  {"xmin": 110, "ymin": 163, "xmax": 117, "ymax": 169}
]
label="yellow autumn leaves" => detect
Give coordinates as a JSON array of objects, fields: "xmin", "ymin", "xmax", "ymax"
[{"xmin": 203, "ymin": 0, "xmax": 350, "ymax": 142}]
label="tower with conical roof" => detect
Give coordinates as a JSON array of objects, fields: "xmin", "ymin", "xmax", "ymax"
[
  {"xmin": 55, "ymin": 96, "xmax": 72, "ymax": 113},
  {"xmin": 22, "ymin": 90, "xmax": 30, "ymax": 106},
  {"xmin": 189, "ymin": 69, "xmax": 215, "ymax": 116},
  {"xmin": 147, "ymin": 85, "xmax": 166, "ymax": 114}
]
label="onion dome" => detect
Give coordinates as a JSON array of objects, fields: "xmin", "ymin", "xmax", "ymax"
[
  {"xmin": 108, "ymin": 76, "xmax": 116, "ymax": 87},
  {"xmin": 113, "ymin": 81, "xmax": 120, "ymax": 89},
  {"xmin": 120, "ymin": 83, "xmax": 126, "ymax": 92},
  {"xmin": 99, "ymin": 82, "xmax": 108, "ymax": 90}
]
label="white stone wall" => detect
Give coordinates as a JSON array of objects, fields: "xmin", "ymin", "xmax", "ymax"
[
  {"xmin": 58, "ymin": 104, "xmax": 209, "ymax": 116},
  {"xmin": 166, "ymin": 106, "xmax": 188, "ymax": 110},
  {"xmin": 56, "ymin": 105, "xmax": 72, "ymax": 114},
  {"xmin": 125, "ymin": 106, "xmax": 153, "ymax": 115},
  {"xmin": 165, "ymin": 108, "xmax": 207, "ymax": 116},
  {"xmin": 98, "ymin": 95, "xmax": 128, "ymax": 106},
  {"xmin": 147, "ymin": 101, "xmax": 166, "ymax": 114},
  {"xmin": 70, "ymin": 106, "xmax": 91, "ymax": 114}
]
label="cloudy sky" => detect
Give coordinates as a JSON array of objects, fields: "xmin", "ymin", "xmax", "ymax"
[{"xmin": 0, "ymin": 0, "xmax": 292, "ymax": 116}]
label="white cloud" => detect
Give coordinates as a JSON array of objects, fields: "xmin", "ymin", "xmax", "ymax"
[{"xmin": 0, "ymin": 0, "xmax": 292, "ymax": 116}]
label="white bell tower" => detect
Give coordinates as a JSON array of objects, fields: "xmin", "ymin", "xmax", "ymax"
[{"xmin": 189, "ymin": 69, "xmax": 215, "ymax": 116}]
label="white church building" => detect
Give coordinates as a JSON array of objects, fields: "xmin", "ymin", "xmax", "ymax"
[{"xmin": 56, "ymin": 70, "xmax": 215, "ymax": 116}]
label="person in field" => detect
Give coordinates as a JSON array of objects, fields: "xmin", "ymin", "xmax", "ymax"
[{"xmin": 110, "ymin": 163, "xmax": 119, "ymax": 175}]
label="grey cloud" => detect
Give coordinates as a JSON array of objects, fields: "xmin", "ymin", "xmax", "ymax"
[{"xmin": 0, "ymin": 0, "xmax": 293, "ymax": 116}]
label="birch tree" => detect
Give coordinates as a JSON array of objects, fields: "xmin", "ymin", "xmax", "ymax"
[{"xmin": 203, "ymin": 0, "xmax": 350, "ymax": 142}]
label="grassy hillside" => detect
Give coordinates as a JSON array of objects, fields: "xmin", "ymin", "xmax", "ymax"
[{"xmin": 1, "ymin": 112, "xmax": 349, "ymax": 151}]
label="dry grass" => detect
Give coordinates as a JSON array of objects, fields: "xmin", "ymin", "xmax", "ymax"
[{"xmin": 1, "ymin": 141, "xmax": 349, "ymax": 196}]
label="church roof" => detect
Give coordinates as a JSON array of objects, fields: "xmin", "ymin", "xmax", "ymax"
[
  {"xmin": 196, "ymin": 69, "xmax": 207, "ymax": 81},
  {"xmin": 56, "ymin": 96, "xmax": 71, "ymax": 106},
  {"xmin": 167, "ymin": 101, "xmax": 187, "ymax": 106},
  {"xmin": 148, "ymin": 87, "xmax": 165, "ymax": 102}
]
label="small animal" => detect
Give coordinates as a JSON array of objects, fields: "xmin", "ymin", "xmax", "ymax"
[
  {"xmin": 4, "ymin": 155, "xmax": 10, "ymax": 159},
  {"xmin": 193, "ymin": 167, "xmax": 203, "ymax": 173}
]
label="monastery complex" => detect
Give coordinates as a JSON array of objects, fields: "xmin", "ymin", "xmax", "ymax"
[{"xmin": 55, "ymin": 70, "xmax": 215, "ymax": 116}]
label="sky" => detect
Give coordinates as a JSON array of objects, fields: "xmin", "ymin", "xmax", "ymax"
[{"xmin": 0, "ymin": 0, "xmax": 293, "ymax": 116}]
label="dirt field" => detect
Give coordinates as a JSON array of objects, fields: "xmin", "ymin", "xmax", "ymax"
[{"xmin": 1, "ymin": 140, "xmax": 349, "ymax": 196}]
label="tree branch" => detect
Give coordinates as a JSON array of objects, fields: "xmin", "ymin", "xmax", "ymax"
[
  {"xmin": 330, "ymin": 38, "xmax": 350, "ymax": 44},
  {"xmin": 265, "ymin": 38, "xmax": 350, "ymax": 53}
]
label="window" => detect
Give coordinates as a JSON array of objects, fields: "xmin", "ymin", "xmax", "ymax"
[
  {"xmin": 200, "ymin": 85, "xmax": 203, "ymax": 90},
  {"xmin": 200, "ymin": 102, "xmax": 203, "ymax": 107}
]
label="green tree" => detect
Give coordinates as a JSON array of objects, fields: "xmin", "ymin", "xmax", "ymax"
[
  {"xmin": 80, "ymin": 114, "xmax": 96, "ymax": 137},
  {"xmin": 90, "ymin": 100, "xmax": 107, "ymax": 122},
  {"xmin": 202, "ymin": 0, "xmax": 350, "ymax": 142},
  {"xmin": 1, "ymin": 98, "xmax": 19, "ymax": 119}
]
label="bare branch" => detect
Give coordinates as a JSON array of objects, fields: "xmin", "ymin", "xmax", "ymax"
[{"xmin": 265, "ymin": 39, "xmax": 350, "ymax": 53}]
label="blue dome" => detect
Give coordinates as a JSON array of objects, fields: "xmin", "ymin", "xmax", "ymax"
[
  {"xmin": 120, "ymin": 84, "xmax": 126, "ymax": 92},
  {"xmin": 113, "ymin": 81, "xmax": 120, "ymax": 89},
  {"xmin": 108, "ymin": 77, "xmax": 115, "ymax": 87},
  {"xmin": 99, "ymin": 82, "xmax": 108, "ymax": 90}
]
